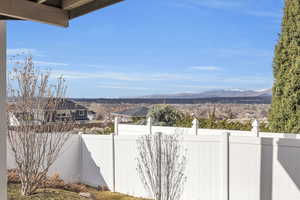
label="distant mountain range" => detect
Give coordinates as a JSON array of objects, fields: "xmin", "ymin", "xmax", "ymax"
[
  {"xmin": 139, "ymin": 88, "xmax": 272, "ymax": 99},
  {"xmin": 72, "ymin": 88, "xmax": 272, "ymax": 105}
]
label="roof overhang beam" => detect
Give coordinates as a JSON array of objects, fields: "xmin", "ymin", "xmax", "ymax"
[
  {"xmin": 37, "ymin": 0, "xmax": 48, "ymax": 4},
  {"xmin": 0, "ymin": 0, "xmax": 69, "ymax": 27},
  {"xmin": 63, "ymin": 0, "xmax": 94, "ymax": 10},
  {"xmin": 69, "ymin": 0, "xmax": 123, "ymax": 19}
]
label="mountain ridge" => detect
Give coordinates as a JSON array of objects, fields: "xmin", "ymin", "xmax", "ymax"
[{"xmin": 138, "ymin": 88, "xmax": 272, "ymax": 99}]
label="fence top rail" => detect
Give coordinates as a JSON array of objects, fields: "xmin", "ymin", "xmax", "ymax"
[
  {"xmin": 79, "ymin": 133, "xmax": 300, "ymax": 148},
  {"xmin": 117, "ymin": 122, "xmax": 300, "ymax": 139}
]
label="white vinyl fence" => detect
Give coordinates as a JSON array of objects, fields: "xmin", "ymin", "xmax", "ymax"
[
  {"xmin": 7, "ymin": 119, "xmax": 300, "ymax": 200},
  {"xmin": 7, "ymin": 134, "xmax": 82, "ymax": 183}
]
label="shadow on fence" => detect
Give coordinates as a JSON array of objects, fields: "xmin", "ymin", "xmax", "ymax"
[
  {"xmin": 260, "ymin": 138, "xmax": 273, "ymax": 200},
  {"xmin": 81, "ymin": 141, "xmax": 109, "ymax": 189},
  {"xmin": 278, "ymin": 139, "xmax": 300, "ymax": 192}
]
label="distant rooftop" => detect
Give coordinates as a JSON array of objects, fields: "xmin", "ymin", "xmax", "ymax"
[{"xmin": 8, "ymin": 98, "xmax": 87, "ymax": 111}]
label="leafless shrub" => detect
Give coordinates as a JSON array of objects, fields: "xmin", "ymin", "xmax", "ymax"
[
  {"xmin": 7, "ymin": 169, "xmax": 20, "ymax": 184},
  {"xmin": 7, "ymin": 56, "xmax": 74, "ymax": 196},
  {"xmin": 97, "ymin": 185, "xmax": 110, "ymax": 191},
  {"xmin": 43, "ymin": 173, "xmax": 88, "ymax": 193},
  {"xmin": 136, "ymin": 132, "xmax": 187, "ymax": 200},
  {"xmin": 8, "ymin": 170, "xmax": 87, "ymax": 193}
]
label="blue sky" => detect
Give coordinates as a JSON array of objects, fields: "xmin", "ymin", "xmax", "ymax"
[{"xmin": 7, "ymin": 0, "xmax": 284, "ymax": 98}]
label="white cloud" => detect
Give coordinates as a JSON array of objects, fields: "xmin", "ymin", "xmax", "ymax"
[
  {"xmin": 34, "ymin": 61, "xmax": 69, "ymax": 67},
  {"xmin": 151, "ymin": 73, "xmax": 191, "ymax": 80},
  {"xmin": 50, "ymin": 70, "xmax": 192, "ymax": 81},
  {"xmin": 7, "ymin": 48, "xmax": 39, "ymax": 56},
  {"xmin": 184, "ymin": 0, "xmax": 242, "ymax": 9},
  {"xmin": 222, "ymin": 76, "xmax": 273, "ymax": 84},
  {"xmin": 97, "ymin": 85, "xmax": 153, "ymax": 90},
  {"xmin": 48, "ymin": 69, "xmax": 273, "ymax": 91},
  {"xmin": 85, "ymin": 64, "xmax": 105, "ymax": 68},
  {"xmin": 51, "ymin": 71, "xmax": 143, "ymax": 80},
  {"xmin": 245, "ymin": 10, "xmax": 281, "ymax": 18},
  {"xmin": 190, "ymin": 66, "xmax": 221, "ymax": 71},
  {"xmin": 177, "ymin": 84, "xmax": 225, "ymax": 89},
  {"xmin": 172, "ymin": 0, "xmax": 281, "ymax": 19},
  {"xmin": 8, "ymin": 59, "xmax": 69, "ymax": 67},
  {"xmin": 216, "ymin": 48, "xmax": 273, "ymax": 58}
]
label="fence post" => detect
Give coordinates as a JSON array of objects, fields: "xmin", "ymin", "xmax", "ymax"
[
  {"xmin": 147, "ymin": 117, "xmax": 152, "ymax": 135},
  {"xmin": 257, "ymin": 136, "xmax": 262, "ymax": 200},
  {"xmin": 114, "ymin": 117, "xmax": 119, "ymax": 136},
  {"xmin": 272, "ymin": 138, "xmax": 279, "ymax": 200},
  {"xmin": 112, "ymin": 132, "xmax": 116, "ymax": 192},
  {"xmin": 221, "ymin": 132, "xmax": 230, "ymax": 200},
  {"xmin": 192, "ymin": 118, "xmax": 199, "ymax": 135},
  {"xmin": 78, "ymin": 132, "xmax": 83, "ymax": 183},
  {"xmin": 156, "ymin": 132, "xmax": 163, "ymax": 200},
  {"xmin": 252, "ymin": 119, "xmax": 260, "ymax": 137}
]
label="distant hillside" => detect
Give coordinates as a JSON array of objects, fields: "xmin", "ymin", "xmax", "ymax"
[
  {"xmin": 139, "ymin": 89, "xmax": 272, "ymax": 99},
  {"xmin": 72, "ymin": 96, "xmax": 271, "ymax": 105}
]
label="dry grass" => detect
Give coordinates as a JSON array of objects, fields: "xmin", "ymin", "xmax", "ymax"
[{"xmin": 8, "ymin": 184, "xmax": 146, "ymax": 200}]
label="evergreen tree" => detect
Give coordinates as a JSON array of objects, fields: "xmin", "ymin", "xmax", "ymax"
[
  {"xmin": 269, "ymin": 0, "xmax": 300, "ymax": 133},
  {"xmin": 147, "ymin": 105, "xmax": 183, "ymax": 126}
]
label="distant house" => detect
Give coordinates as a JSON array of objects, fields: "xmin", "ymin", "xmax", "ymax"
[
  {"xmin": 48, "ymin": 99, "xmax": 89, "ymax": 122},
  {"xmin": 87, "ymin": 110, "xmax": 97, "ymax": 121},
  {"xmin": 9, "ymin": 99, "xmax": 90, "ymax": 126},
  {"xmin": 111, "ymin": 106, "xmax": 149, "ymax": 123}
]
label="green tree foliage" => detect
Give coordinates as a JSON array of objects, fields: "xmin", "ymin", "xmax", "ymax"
[
  {"xmin": 269, "ymin": 0, "xmax": 300, "ymax": 133},
  {"xmin": 176, "ymin": 117, "xmax": 270, "ymax": 132},
  {"xmin": 176, "ymin": 112, "xmax": 271, "ymax": 132},
  {"xmin": 147, "ymin": 105, "xmax": 184, "ymax": 126},
  {"xmin": 145, "ymin": 104, "xmax": 271, "ymax": 131}
]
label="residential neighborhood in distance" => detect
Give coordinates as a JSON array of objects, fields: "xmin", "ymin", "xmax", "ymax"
[
  {"xmin": 8, "ymin": 98, "xmax": 95, "ymax": 126},
  {"xmin": 75, "ymin": 88, "xmax": 272, "ymax": 125}
]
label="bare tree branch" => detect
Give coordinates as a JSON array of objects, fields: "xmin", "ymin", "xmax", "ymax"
[
  {"xmin": 136, "ymin": 132, "xmax": 187, "ymax": 200},
  {"xmin": 7, "ymin": 56, "xmax": 74, "ymax": 196}
]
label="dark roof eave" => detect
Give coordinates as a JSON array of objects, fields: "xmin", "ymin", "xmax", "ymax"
[{"xmin": 0, "ymin": 0, "xmax": 124, "ymax": 27}]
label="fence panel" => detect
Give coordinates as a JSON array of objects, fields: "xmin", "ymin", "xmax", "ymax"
[
  {"xmin": 229, "ymin": 136, "xmax": 261, "ymax": 200},
  {"xmin": 183, "ymin": 135, "xmax": 222, "ymax": 200},
  {"xmin": 114, "ymin": 135, "xmax": 148, "ymax": 198},
  {"xmin": 112, "ymin": 134, "xmax": 224, "ymax": 200},
  {"xmin": 7, "ymin": 134, "xmax": 81, "ymax": 183},
  {"xmin": 273, "ymin": 138, "xmax": 300, "ymax": 200},
  {"xmin": 80, "ymin": 134, "xmax": 114, "ymax": 189}
]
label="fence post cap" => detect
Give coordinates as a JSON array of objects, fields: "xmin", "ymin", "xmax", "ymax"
[
  {"xmin": 192, "ymin": 118, "xmax": 199, "ymax": 126},
  {"xmin": 224, "ymin": 132, "xmax": 230, "ymax": 136},
  {"xmin": 192, "ymin": 118, "xmax": 199, "ymax": 135},
  {"xmin": 147, "ymin": 117, "xmax": 152, "ymax": 123},
  {"xmin": 114, "ymin": 117, "xmax": 119, "ymax": 135},
  {"xmin": 252, "ymin": 119, "xmax": 259, "ymax": 127},
  {"xmin": 147, "ymin": 117, "xmax": 152, "ymax": 135},
  {"xmin": 251, "ymin": 119, "xmax": 260, "ymax": 137}
]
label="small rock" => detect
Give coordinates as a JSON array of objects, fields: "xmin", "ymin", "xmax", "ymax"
[{"xmin": 79, "ymin": 192, "xmax": 96, "ymax": 199}]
